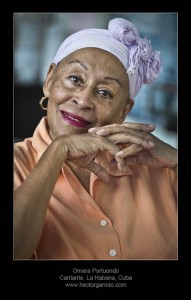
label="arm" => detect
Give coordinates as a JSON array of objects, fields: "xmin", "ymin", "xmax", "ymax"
[
  {"xmin": 14, "ymin": 139, "xmax": 65, "ymax": 259},
  {"xmin": 14, "ymin": 134, "xmax": 118, "ymax": 259}
]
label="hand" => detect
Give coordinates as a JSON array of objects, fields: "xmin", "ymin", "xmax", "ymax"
[
  {"xmin": 57, "ymin": 133, "xmax": 119, "ymax": 182},
  {"xmin": 89, "ymin": 123, "xmax": 177, "ymax": 172}
]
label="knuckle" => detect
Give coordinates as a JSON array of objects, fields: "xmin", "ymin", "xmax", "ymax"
[
  {"xmin": 141, "ymin": 132, "xmax": 150, "ymax": 141},
  {"xmin": 122, "ymin": 132, "xmax": 131, "ymax": 138}
]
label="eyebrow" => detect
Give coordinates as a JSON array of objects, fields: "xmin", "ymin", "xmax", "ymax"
[
  {"xmin": 68, "ymin": 60, "xmax": 122, "ymax": 87},
  {"xmin": 104, "ymin": 77, "xmax": 122, "ymax": 87},
  {"xmin": 68, "ymin": 60, "xmax": 88, "ymax": 70}
]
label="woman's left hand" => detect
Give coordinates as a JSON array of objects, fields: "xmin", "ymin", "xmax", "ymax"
[{"xmin": 89, "ymin": 123, "xmax": 177, "ymax": 172}]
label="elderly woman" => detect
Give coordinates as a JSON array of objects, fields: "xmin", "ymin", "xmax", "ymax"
[{"xmin": 14, "ymin": 18, "xmax": 177, "ymax": 260}]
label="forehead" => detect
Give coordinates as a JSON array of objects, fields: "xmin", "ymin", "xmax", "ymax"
[{"xmin": 60, "ymin": 47, "xmax": 127, "ymax": 74}]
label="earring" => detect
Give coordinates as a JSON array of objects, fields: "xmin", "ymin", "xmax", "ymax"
[{"xmin": 39, "ymin": 96, "xmax": 48, "ymax": 110}]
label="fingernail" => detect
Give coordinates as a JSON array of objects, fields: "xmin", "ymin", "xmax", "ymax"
[
  {"xmin": 88, "ymin": 128, "xmax": 98, "ymax": 132},
  {"xmin": 143, "ymin": 124, "xmax": 155, "ymax": 131},
  {"xmin": 148, "ymin": 141, "xmax": 155, "ymax": 146},
  {"xmin": 116, "ymin": 150, "xmax": 124, "ymax": 157},
  {"xmin": 96, "ymin": 129, "xmax": 105, "ymax": 135},
  {"xmin": 142, "ymin": 140, "xmax": 155, "ymax": 147},
  {"xmin": 118, "ymin": 163, "xmax": 126, "ymax": 172}
]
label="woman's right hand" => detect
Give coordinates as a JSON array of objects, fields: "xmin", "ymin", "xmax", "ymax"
[
  {"xmin": 14, "ymin": 131, "xmax": 119, "ymax": 259},
  {"xmin": 56, "ymin": 133, "xmax": 119, "ymax": 182}
]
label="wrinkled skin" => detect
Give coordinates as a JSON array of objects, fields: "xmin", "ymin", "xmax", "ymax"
[
  {"xmin": 43, "ymin": 48, "xmax": 177, "ymax": 180},
  {"xmin": 14, "ymin": 48, "xmax": 177, "ymax": 259}
]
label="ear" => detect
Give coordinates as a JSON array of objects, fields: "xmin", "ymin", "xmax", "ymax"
[
  {"xmin": 43, "ymin": 63, "xmax": 57, "ymax": 97},
  {"xmin": 119, "ymin": 99, "xmax": 134, "ymax": 123}
]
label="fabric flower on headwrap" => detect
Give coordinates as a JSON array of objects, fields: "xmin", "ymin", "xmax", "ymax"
[
  {"xmin": 53, "ymin": 17, "xmax": 162, "ymax": 99},
  {"xmin": 108, "ymin": 18, "xmax": 162, "ymax": 97}
]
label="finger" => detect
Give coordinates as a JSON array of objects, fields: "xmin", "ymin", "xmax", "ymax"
[
  {"xmin": 114, "ymin": 156, "xmax": 126, "ymax": 172},
  {"xmin": 122, "ymin": 122, "xmax": 155, "ymax": 132},
  {"xmin": 116, "ymin": 144, "xmax": 144, "ymax": 158},
  {"xmin": 114, "ymin": 144, "xmax": 142, "ymax": 171},
  {"xmin": 88, "ymin": 122, "xmax": 155, "ymax": 134},
  {"xmin": 88, "ymin": 123, "xmax": 120, "ymax": 133},
  {"xmin": 89, "ymin": 134, "xmax": 120, "ymax": 155},
  {"xmin": 107, "ymin": 132, "xmax": 155, "ymax": 149},
  {"xmin": 89, "ymin": 126, "xmax": 155, "ymax": 138},
  {"xmin": 87, "ymin": 161, "xmax": 110, "ymax": 182}
]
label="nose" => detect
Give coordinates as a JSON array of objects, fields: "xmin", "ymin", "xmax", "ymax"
[{"xmin": 72, "ymin": 88, "xmax": 94, "ymax": 110}]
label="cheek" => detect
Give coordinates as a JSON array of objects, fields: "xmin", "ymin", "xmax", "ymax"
[
  {"xmin": 49, "ymin": 82, "xmax": 72, "ymax": 105},
  {"xmin": 52, "ymin": 82, "xmax": 65, "ymax": 97},
  {"xmin": 96, "ymin": 103, "xmax": 125, "ymax": 125}
]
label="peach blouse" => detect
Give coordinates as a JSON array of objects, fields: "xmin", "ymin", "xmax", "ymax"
[{"xmin": 14, "ymin": 118, "xmax": 177, "ymax": 260}]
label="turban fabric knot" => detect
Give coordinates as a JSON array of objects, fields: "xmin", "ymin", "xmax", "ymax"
[{"xmin": 53, "ymin": 18, "xmax": 162, "ymax": 98}]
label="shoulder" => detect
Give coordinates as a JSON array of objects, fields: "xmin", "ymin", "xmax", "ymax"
[
  {"xmin": 130, "ymin": 165, "xmax": 177, "ymax": 187},
  {"xmin": 14, "ymin": 138, "xmax": 37, "ymax": 168},
  {"xmin": 14, "ymin": 117, "xmax": 48, "ymax": 168},
  {"xmin": 14, "ymin": 138, "xmax": 37, "ymax": 189}
]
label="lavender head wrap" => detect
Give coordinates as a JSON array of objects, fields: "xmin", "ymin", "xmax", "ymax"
[{"xmin": 53, "ymin": 18, "xmax": 162, "ymax": 98}]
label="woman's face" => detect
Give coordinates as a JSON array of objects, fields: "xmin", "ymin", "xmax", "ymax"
[{"xmin": 43, "ymin": 48, "xmax": 134, "ymax": 139}]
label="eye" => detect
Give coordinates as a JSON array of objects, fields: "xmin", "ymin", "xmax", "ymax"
[
  {"xmin": 69, "ymin": 75, "xmax": 82, "ymax": 85},
  {"xmin": 98, "ymin": 89, "xmax": 112, "ymax": 98}
]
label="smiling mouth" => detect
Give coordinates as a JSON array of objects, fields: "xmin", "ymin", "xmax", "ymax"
[{"xmin": 60, "ymin": 110, "xmax": 93, "ymax": 127}]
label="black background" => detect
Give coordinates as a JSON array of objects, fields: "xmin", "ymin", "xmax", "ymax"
[{"xmin": 1, "ymin": 4, "xmax": 190, "ymax": 292}]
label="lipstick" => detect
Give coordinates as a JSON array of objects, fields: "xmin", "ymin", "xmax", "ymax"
[{"xmin": 60, "ymin": 110, "xmax": 92, "ymax": 128}]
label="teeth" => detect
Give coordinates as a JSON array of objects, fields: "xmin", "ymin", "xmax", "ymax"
[{"xmin": 68, "ymin": 115, "xmax": 80, "ymax": 122}]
